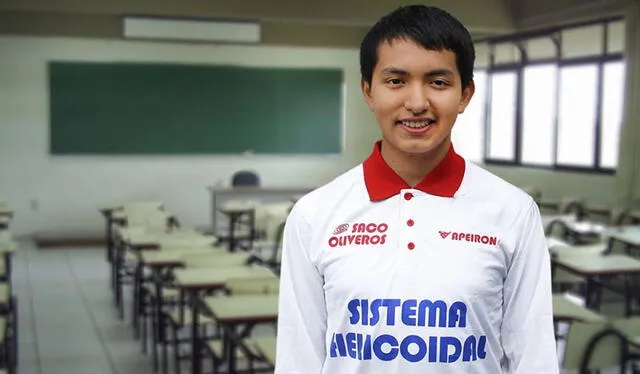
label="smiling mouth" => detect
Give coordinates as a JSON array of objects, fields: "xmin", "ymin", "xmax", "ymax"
[{"xmin": 397, "ymin": 119, "xmax": 435, "ymax": 129}]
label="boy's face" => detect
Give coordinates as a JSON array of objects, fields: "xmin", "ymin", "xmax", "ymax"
[{"xmin": 361, "ymin": 37, "xmax": 474, "ymax": 158}]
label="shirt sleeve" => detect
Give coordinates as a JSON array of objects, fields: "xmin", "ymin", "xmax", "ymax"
[
  {"xmin": 501, "ymin": 200, "xmax": 559, "ymax": 373},
  {"xmin": 275, "ymin": 203, "xmax": 327, "ymax": 373}
]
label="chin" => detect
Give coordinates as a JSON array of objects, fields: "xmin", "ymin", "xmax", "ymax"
[
  {"xmin": 396, "ymin": 134, "xmax": 446, "ymax": 154},
  {"xmin": 395, "ymin": 138, "xmax": 444, "ymax": 156}
]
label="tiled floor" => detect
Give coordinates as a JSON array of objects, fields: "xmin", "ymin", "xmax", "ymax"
[
  {"xmin": 13, "ymin": 240, "xmax": 635, "ymax": 374},
  {"xmin": 16, "ymin": 242, "xmax": 166, "ymax": 374}
]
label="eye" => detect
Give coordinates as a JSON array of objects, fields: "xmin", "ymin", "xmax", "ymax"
[
  {"xmin": 432, "ymin": 79, "xmax": 449, "ymax": 87},
  {"xmin": 386, "ymin": 78, "xmax": 405, "ymax": 87}
]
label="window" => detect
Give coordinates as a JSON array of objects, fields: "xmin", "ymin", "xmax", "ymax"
[
  {"xmin": 487, "ymin": 72, "xmax": 517, "ymax": 161},
  {"xmin": 452, "ymin": 70, "xmax": 487, "ymax": 162},
  {"xmin": 556, "ymin": 65, "xmax": 599, "ymax": 167},
  {"xmin": 478, "ymin": 18, "xmax": 624, "ymax": 172},
  {"xmin": 600, "ymin": 61, "xmax": 625, "ymax": 168},
  {"xmin": 521, "ymin": 64, "xmax": 557, "ymax": 166}
]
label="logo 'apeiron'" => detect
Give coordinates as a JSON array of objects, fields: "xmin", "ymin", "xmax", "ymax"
[
  {"xmin": 329, "ymin": 222, "xmax": 388, "ymax": 247},
  {"xmin": 439, "ymin": 231, "xmax": 497, "ymax": 245}
]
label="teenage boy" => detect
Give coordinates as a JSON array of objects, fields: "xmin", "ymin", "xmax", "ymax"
[{"xmin": 275, "ymin": 5, "xmax": 558, "ymax": 373}]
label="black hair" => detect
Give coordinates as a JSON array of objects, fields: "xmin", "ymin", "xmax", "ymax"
[{"xmin": 360, "ymin": 5, "xmax": 475, "ymax": 89}]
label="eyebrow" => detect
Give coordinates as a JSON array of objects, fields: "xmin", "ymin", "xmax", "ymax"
[{"xmin": 380, "ymin": 67, "xmax": 455, "ymax": 78}]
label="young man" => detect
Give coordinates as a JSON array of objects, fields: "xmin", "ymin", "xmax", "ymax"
[{"xmin": 275, "ymin": 5, "xmax": 558, "ymax": 373}]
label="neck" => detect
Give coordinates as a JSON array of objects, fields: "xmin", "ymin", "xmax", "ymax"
[{"xmin": 380, "ymin": 138, "xmax": 451, "ymax": 187}]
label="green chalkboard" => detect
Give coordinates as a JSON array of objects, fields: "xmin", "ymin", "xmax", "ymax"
[{"xmin": 48, "ymin": 61, "xmax": 343, "ymax": 155}]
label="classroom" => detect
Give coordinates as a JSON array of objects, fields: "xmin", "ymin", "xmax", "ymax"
[{"xmin": 0, "ymin": 0, "xmax": 639, "ymax": 373}]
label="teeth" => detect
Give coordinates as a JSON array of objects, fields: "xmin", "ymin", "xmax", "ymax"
[{"xmin": 402, "ymin": 120, "xmax": 432, "ymax": 128}]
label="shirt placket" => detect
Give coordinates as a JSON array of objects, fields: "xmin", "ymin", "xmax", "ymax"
[{"xmin": 400, "ymin": 189, "xmax": 418, "ymax": 253}]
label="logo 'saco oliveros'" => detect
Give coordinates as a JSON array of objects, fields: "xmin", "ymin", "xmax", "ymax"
[{"xmin": 329, "ymin": 222, "xmax": 388, "ymax": 247}]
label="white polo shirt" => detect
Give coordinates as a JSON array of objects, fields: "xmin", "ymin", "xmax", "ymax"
[{"xmin": 275, "ymin": 141, "xmax": 558, "ymax": 373}]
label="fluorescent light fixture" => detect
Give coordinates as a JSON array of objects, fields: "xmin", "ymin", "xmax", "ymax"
[{"xmin": 123, "ymin": 16, "xmax": 261, "ymax": 43}]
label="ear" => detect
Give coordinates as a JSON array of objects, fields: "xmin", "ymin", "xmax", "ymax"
[
  {"xmin": 458, "ymin": 80, "xmax": 475, "ymax": 114},
  {"xmin": 361, "ymin": 78, "xmax": 375, "ymax": 111}
]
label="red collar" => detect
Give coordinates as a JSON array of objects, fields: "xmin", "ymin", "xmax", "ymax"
[{"xmin": 363, "ymin": 140, "xmax": 465, "ymax": 201}]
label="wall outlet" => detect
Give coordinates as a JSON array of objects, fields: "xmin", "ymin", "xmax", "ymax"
[{"xmin": 30, "ymin": 199, "xmax": 39, "ymax": 211}]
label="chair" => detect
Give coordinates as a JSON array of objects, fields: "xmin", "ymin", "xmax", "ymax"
[
  {"xmin": 561, "ymin": 321, "xmax": 628, "ymax": 373},
  {"xmin": 610, "ymin": 208, "xmax": 633, "ymax": 226},
  {"xmin": 611, "ymin": 317, "xmax": 640, "ymax": 373},
  {"xmin": 522, "ymin": 187, "xmax": 542, "ymax": 204},
  {"xmin": 114, "ymin": 210, "xmax": 177, "ymax": 321},
  {"xmin": 559, "ymin": 198, "xmax": 586, "ymax": 220},
  {"xmin": 231, "ymin": 171, "xmax": 260, "ymax": 187},
  {"xmin": 204, "ymin": 276, "xmax": 279, "ymax": 373},
  {"xmin": 165, "ymin": 252, "xmax": 252, "ymax": 374}
]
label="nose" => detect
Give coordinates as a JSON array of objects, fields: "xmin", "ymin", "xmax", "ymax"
[{"xmin": 404, "ymin": 83, "xmax": 429, "ymax": 115}]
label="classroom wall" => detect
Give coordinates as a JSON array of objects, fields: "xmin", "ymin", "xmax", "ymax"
[
  {"xmin": 484, "ymin": 165, "xmax": 616, "ymax": 206},
  {"xmin": 0, "ymin": 36, "xmax": 378, "ymax": 237},
  {"xmin": 512, "ymin": 0, "xmax": 629, "ymax": 28},
  {"xmin": 0, "ymin": 31, "xmax": 628, "ymax": 238}
]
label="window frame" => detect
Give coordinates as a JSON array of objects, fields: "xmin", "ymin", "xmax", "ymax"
[{"xmin": 476, "ymin": 17, "xmax": 624, "ymax": 175}]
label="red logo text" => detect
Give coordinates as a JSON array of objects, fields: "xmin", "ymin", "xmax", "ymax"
[
  {"xmin": 443, "ymin": 232, "xmax": 498, "ymax": 245},
  {"xmin": 329, "ymin": 222, "xmax": 388, "ymax": 247}
]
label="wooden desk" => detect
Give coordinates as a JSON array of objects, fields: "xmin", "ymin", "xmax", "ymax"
[
  {"xmin": 203, "ymin": 294, "xmax": 278, "ymax": 374},
  {"xmin": 218, "ymin": 206, "xmax": 254, "ymax": 252},
  {"xmin": 113, "ymin": 229, "xmax": 215, "ymax": 320},
  {"xmin": 138, "ymin": 248, "xmax": 248, "ymax": 364},
  {"xmin": 553, "ymin": 254, "xmax": 640, "ymax": 315},
  {"xmin": 173, "ymin": 266, "xmax": 277, "ymax": 374},
  {"xmin": 140, "ymin": 246, "xmax": 224, "ymax": 267},
  {"xmin": 173, "ymin": 266, "xmax": 274, "ymax": 290},
  {"xmin": 551, "ymin": 243, "xmax": 607, "ymax": 258},
  {"xmin": 552, "ymin": 294, "xmax": 605, "ymax": 323},
  {"xmin": 204, "ymin": 294, "xmax": 278, "ymax": 324},
  {"xmin": 122, "ymin": 229, "xmax": 214, "ymax": 250},
  {"xmin": 208, "ymin": 187, "xmax": 313, "ymax": 235},
  {"xmin": 607, "ymin": 228, "xmax": 640, "ymax": 256}
]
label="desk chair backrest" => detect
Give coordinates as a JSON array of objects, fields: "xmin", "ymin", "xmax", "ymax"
[
  {"xmin": 559, "ymin": 198, "xmax": 586, "ymax": 219},
  {"xmin": 254, "ymin": 202, "xmax": 292, "ymax": 239},
  {"xmin": 610, "ymin": 208, "xmax": 632, "ymax": 226},
  {"xmin": 522, "ymin": 187, "xmax": 542, "ymax": 203},
  {"xmin": 562, "ymin": 321, "xmax": 627, "ymax": 372},
  {"xmin": 231, "ymin": 170, "xmax": 260, "ymax": 187},
  {"xmin": 545, "ymin": 218, "xmax": 571, "ymax": 239}
]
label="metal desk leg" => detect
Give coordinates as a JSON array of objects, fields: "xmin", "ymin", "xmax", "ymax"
[
  {"xmin": 106, "ymin": 215, "xmax": 113, "ymax": 262},
  {"xmin": 190, "ymin": 290, "xmax": 201, "ymax": 374}
]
